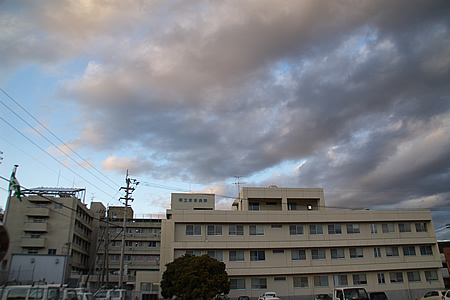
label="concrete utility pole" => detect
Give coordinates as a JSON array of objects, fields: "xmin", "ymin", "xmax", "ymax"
[{"xmin": 118, "ymin": 170, "xmax": 138, "ymax": 289}]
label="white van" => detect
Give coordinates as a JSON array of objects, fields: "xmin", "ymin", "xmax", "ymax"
[
  {"xmin": 334, "ymin": 287, "xmax": 369, "ymax": 300},
  {"xmin": 94, "ymin": 290, "xmax": 127, "ymax": 300},
  {"xmin": 2, "ymin": 283, "xmax": 61, "ymax": 300}
]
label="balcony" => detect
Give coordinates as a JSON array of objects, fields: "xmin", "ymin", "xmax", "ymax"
[
  {"xmin": 23, "ymin": 221, "xmax": 48, "ymax": 232},
  {"xmin": 26, "ymin": 206, "xmax": 50, "ymax": 217},
  {"xmin": 21, "ymin": 237, "xmax": 46, "ymax": 248}
]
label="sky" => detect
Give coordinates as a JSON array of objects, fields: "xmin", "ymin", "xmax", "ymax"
[{"xmin": 0, "ymin": 0, "xmax": 449, "ymax": 239}]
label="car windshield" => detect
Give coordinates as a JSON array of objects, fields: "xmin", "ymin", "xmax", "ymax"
[{"xmin": 343, "ymin": 288, "xmax": 369, "ymax": 300}]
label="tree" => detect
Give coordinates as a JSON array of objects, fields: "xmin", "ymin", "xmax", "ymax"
[{"xmin": 161, "ymin": 254, "xmax": 230, "ymax": 299}]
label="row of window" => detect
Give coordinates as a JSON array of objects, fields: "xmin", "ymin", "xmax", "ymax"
[
  {"xmin": 107, "ymin": 227, "xmax": 161, "ymax": 234},
  {"xmin": 105, "ymin": 241, "xmax": 159, "ymax": 248},
  {"xmin": 98, "ymin": 254, "xmax": 159, "ymax": 263},
  {"xmin": 184, "ymin": 245, "xmax": 434, "ymax": 262},
  {"xmin": 185, "ymin": 222, "xmax": 428, "ymax": 236},
  {"xmin": 229, "ymin": 270, "xmax": 440, "ymax": 290}
]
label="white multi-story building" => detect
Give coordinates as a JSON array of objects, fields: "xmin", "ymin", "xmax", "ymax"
[{"xmin": 160, "ymin": 186, "xmax": 444, "ymax": 300}]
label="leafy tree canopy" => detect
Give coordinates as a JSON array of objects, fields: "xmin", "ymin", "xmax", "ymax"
[{"xmin": 161, "ymin": 254, "xmax": 230, "ymax": 299}]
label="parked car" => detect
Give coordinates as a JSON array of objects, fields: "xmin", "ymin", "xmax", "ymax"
[
  {"xmin": 94, "ymin": 289, "xmax": 127, "ymax": 300},
  {"xmin": 237, "ymin": 297, "xmax": 250, "ymax": 300},
  {"xmin": 315, "ymin": 294, "xmax": 332, "ymax": 300},
  {"xmin": 369, "ymin": 292, "xmax": 388, "ymax": 300},
  {"xmin": 333, "ymin": 287, "xmax": 369, "ymax": 300},
  {"xmin": 259, "ymin": 292, "xmax": 280, "ymax": 300},
  {"xmin": 446, "ymin": 290, "xmax": 450, "ymax": 300},
  {"xmin": 420, "ymin": 290, "xmax": 448, "ymax": 300}
]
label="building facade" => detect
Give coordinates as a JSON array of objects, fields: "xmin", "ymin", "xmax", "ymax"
[
  {"xmin": 160, "ymin": 186, "xmax": 444, "ymax": 300},
  {"xmin": 2, "ymin": 187, "xmax": 103, "ymax": 284}
]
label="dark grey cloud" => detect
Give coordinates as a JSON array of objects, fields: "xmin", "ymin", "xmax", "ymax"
[{"xmin": 1, "ymin": 0, "xmax": 449, "ymax": 237}]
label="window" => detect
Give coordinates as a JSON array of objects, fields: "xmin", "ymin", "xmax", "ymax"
[
  {"xmin": 31, "ymin": 233, "xmax": 41, "ymax": 238},
  {"xmin": 370, "ymin": 223, "xmax": 378, "ymax": 234},
  {"xmin": 125, "ymin": 255, "xmax": 132, "ymax": 262},
  {"xmin": 207, "ymin": 225, "xmax": 222, "ymax": 236},
  {"xmin": 415, "ymin": 222, "xmax": 428, "ymax": 232},
  {"xmin": 207, "ymin": 250, "xmax": 223, "ymax": 261},
  {"xmin": 407, "ymin": 271, "xmax": 421, "ymax": 282},
  {"xmin": 249, "ymin": 202, "xmax": 260, "ymax": 211},
  {"xmin": 135, "ymin": 241, "xmax": 147, "ymax": 247},
  {"xmin": 249, "ymin": 225, "xmax": 264, "ymax": 236},
  {"xmin": 377, "ymin": 273, "xmax": 386, "ymax": 284},
  {"xmin": 292, "ymin": 249, "xmax": 306, "ymax": 261},
  {"xmin": 382, "ymin": 223, "xmax": 395, "ymax": 233},
  {"xmin": 398, "ymin": 223, "xmax": 411, "ymax": 233},
  {"xmin": 273, "ymin": 250, "xmax": 284, "ymax": 254},
  {"xmin": 374, "ymin": 247, "xmax": 382, "ymax": 258},
  {"xmin": 134, "ymin": 256, "xmax": 144, "ymax": 262},
  {"xmin": 425, "ymin": 270, "xmax": 438, "ymax": 281},
  {"xmin": 346, "ymin": 224, "xmax": 360, "ymax": 234},
  {"xmin": 350, "ymin": 247, "xmax": 364, "ymax": 258},
  {"xmin": 274, "ymin": 277, "xmax": 286, "ymax": 282},
  {"xmin": 185, "ymin": 250, "xmax": 201, "ymax": 256},
  {"xmin": 331, "ymin": 248, "xmax": 345, "ymax": 259},
  {"xmin": 314, "ymin": 275, "xmax": 329, "ymax": 287},
  {"xmin": 390, "ymin": 272, "xmax": 404, "ymax": 283},
  {"xmin": 112, "ymin": 241, "xmax": 122, "ymax": 247},
  {"xmin": 288, "ymin": 202, "xmax": 297, "ymax": 210},
  {"xmin": 310, "ymin": 224, "xmax": 323, "ymax": 235},
  {"xmin": 229, "ymin": 250, "xmax": 245, "ymax": 262},
  {"xmin": 229, "ymin": 224, "xmax": 244, "ymax": 236},
  {"xmin": 311, "ymin": 248, "xmax": 326, "ymax": 260},
  {"xmin": 403, "ymin": 246, "xmax": 416, "ymax": 256},
  {"xmin": 148, "ymin": 241, "xmax": 157, "ymax": 248},
  {"xmin": 293, "ymin": 276, "xmax": 308, "ymax": 288},
  {"xmin": 33, "ymin": 217, "xmax": 45, "ymax": 223},
  {"xmin": 328, "ymin": 224, "xmax": 342, "ymax": 235},
  {"xmin": 271, "ymin": 224, "xmax": 282, "ymax": 229},
  {"xmin": 48, "ymin": 249, "xmax": 56, "ymax": 255},
  {"xmin": 334, "ymin": 275, "xmax": 348, "ymax": 286},
  {"xmin": 186, "ymin": 224, "xmax": 201, "ymax": 236},
  {"xmin": 125, "ymin": 241, "xmax": 133, "ymax": 247},
  {"xmin": 54, "ymin": 203, "xmax": 63, "ymax": 209},
  {"xmin": 110, "ymin": 255, "xmax": 120, "ymax": 262},
  {"xmin": 250, "ymin": 250, "xmax": 265, "ymax": 261},
  {"xmin": 266, "ymin": 202, "xmax": 277, "ymax": 206},
  {"xmin": 230, "ymin": 278, "xmax": 245, "ymax": 290},
  {"xmin": 290, "ymin": 224, "xmax": 304, "ymax": 235},
  {"xmin": 251, "ymin": 278, "xmax": 267, "ymax": 289},
  {"xmin": 386, "ymin": 246, "xmax": 399, "ymax": 257},
  {"xmin": 420, "ymin": 245, "xmax": 433, "ymax": 256},
  {"xmin": 147, "ymin": 255, "xmax": 158, "ymax": 262},
  {"xmin": 353, "ymin": 274, "xmax": 367, "ymax": 285}
]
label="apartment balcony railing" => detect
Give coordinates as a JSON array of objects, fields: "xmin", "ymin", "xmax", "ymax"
[
  {"xmin": 23, "ymin": 221, "xmax": 48, "ymax": 232},
  {"xmin": 21, "ymin": 236, "xmax": 46, "ymax": 248},
  {"xmin": 26, "ymin": 206, "xmax": 50, "ymax": 217}
]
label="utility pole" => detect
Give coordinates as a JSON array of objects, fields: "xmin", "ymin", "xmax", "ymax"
[{"xmin": 118, "ymin": 170, "xmax": 138, "ymax": 289}]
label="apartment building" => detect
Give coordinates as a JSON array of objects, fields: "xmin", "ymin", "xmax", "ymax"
[
  {"xmin": 160, "ymin": 186, "xmax": 444, "ymax": 300},
  {"xmin": 2, "ymin": 187, "xmax": 103, "ymax": 284},
  {"xmin": 92, "ymin": 206, "xmax": 161, "ymax": 295}
]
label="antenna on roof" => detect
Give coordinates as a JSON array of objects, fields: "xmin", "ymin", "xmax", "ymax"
[{"xmin": 234, "ymin": 176, "xmax": 246, "ymax": 195}]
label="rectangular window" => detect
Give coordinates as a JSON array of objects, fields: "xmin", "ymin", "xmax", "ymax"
[
  {"xmin": 271, "ymin": 224, "xmax": 282, "ymax": 229},
  {"xmin": 125, "ymin": 241, "xmax": 133, "ymax": 247},
  {"xmin": 249, "ymin": 202, "xmax": 260, "ymax": 211},
  {"xmin": 112, "ymin": 241, "xmax": 121, "ymax": 247},
  {"xmin": 288, "ymin": 202, "xmax": 297, "ymax": 210},
  {"xmin": 207, "ymin": 250, "xmax": 223, "ymax": 262},
  {"xmin": 328, "ymin": 224, "xmax": 342, "ymax": 235},
  {"xmin": 31, "ymin": 233, "xmax": 41, "ymax": 238},
  {"xmin": 229, "ymin": 224, "xmax": 244, "ymax": 236},
  {"xmin": 403, "ymin": 246, "xmax": 416, "ymax": 256},
  {"xmin": 370, "ymin": 224, "xmax": 378, "ymax": 234},
  {"xmin": 148, "ymin": 241, "xmax": 157, "ymax": 248},
  {"xmin": 310, "ymin": 224, "xmax": 323, "ymax": 235},
  {"xmin": 425, "ymin": 270, "xmax": 438, "ymax": 281},
  {"xmin": 251, "ymin": 278, "xmax": 267, "ymax": 289},
  {"xmin": 250, "ymin": 250, "xmax": 265, "ymax": 261},
  {"xmin": 229, "ymin": 250, "xmax": 245, "ymax": 262},
  {"xmin": 125, "ymin": 255, "xmax": 132, "ymax": 262},
  {"xmin": 135, "ymin": 241, "xmax": 147, "ymax": 247},
  {"xmin": 377, "ymin": 273, "xmax": 386, "ymax": 284},
  {"xmin": 390, "ymin": 272, "xmax": 404, "ymax": 283},
  {"xmin": 185, "ymin": 250, "xmax": 201, "ymax": 256},
  {"xmin": 273, "ymin": 250, "xmax": 284, "ymax": 254},
  {"xmin": 386, "ymin": 246, "xmax": 399, "ymax": 257},
  {"xmin": 292, "ymin": 249, "xmax": 306, "ymax": 261},
  {"xmin": 346, "ymin": 224, "xmax": 360, "ymax": 234},
  {"xmin": 333, "ymin": 275, "xmax": 348, "ymax": 286},
  {"xmin": 290, "ymin": 224, "xmax": 304, "ymax": 235},
  {"xmin": 311, "ymin": 248, "xmax": 326, "ymax": 260},
  {"xmin": 420, "ymin": 245, "xmax": 433, "ymax": 256},
  {"xmin": 249, "ymin": 225, "xmax": 264, "ymax": 236},
  {"xmin": 398, "ymin": 223, "xmax": 411, "ymax": 233},
  {"xmin": 134, "ymin": 256, "xmax": 144, "ymax": 262},
  {"xmin": 207, "ymin": 224, "xmax": 222, "ymax": 236},
  {"xmin": 186, "ymin": 224, "xmax": 201, "ymax": 236},
  {"xmin": 147, "ymin": 255, "xmax": 158, "ymax": 262},
  {"xmin": 110, "ymin": 255, "xmax": 120, "ymax": 262},
  {"xmin": 350, "ymin": 247, "xmax": 364, "ymax": 258},
  {"xmin": 374, "ymin": 247, "xmax": 382, "ymax": 258},
  {"xmin": 353, "ymin": 274, "xmax": 367, "ymax": 285},
  {"xmin": 314, "ymin": 275, "xmax": 329, "ymax": 287},
  {"xmin": 331, "ymin": 248, "xmax": 345, "ymax": 259},
  {"xmin": 274, "ymin": 277, "xmax": 286, "ymax": 282},
  {"xmin": 382, "ymin": 223, "xmax": 395, "ymax": 233},
  {"xmin": 415, "ymin": 222, "xmax": 428, "ymax": 232},
  {"xmin": 48, "ymin": 249, "xmax": 56, "ymax": 255},
  {"xmin": 54, "ymin": 203, "xmax": 63, "ymax": 210},
  {"xmin": 230, "ymin": 278, "xmax": 246, "ymax": 290},
  {"xmin": 293, "ymin": 276, "xmax": 308, "ymax": 288},
  {"xmin": 33, "ymin": 217, "xmax": 45, "ymax": 223},
  {"xmin": 407, "ymin": 271, "xmax": 421, "ymax": 282}
]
